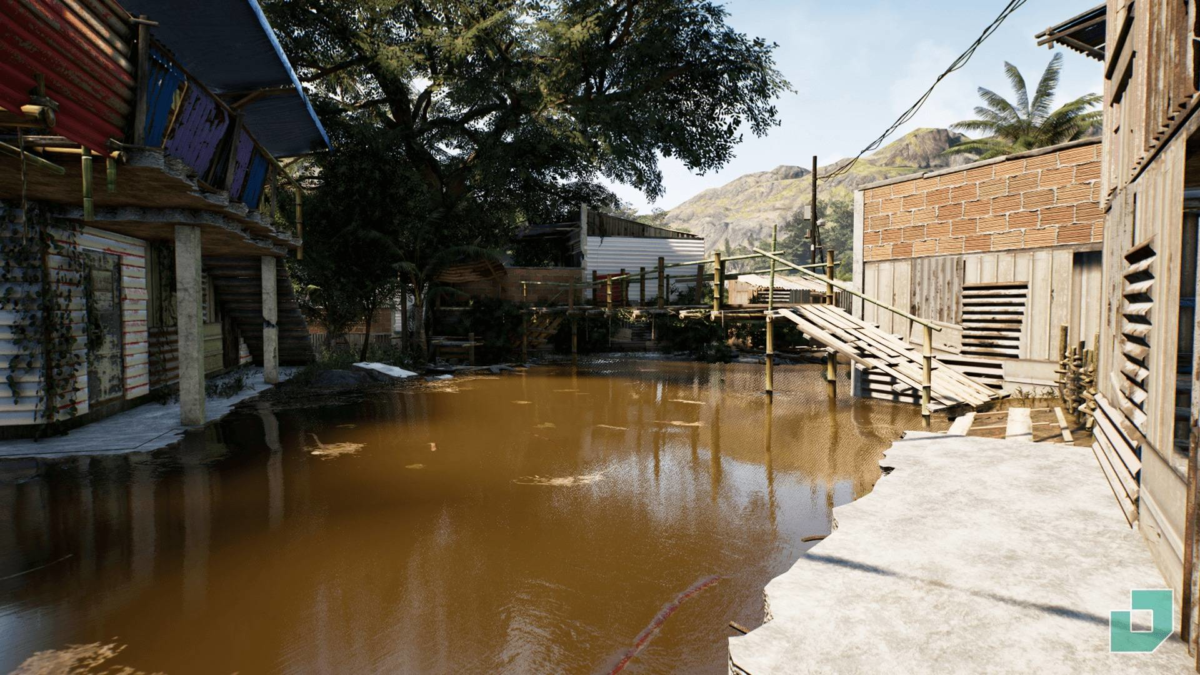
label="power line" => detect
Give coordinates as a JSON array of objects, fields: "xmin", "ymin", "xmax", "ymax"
[{"xmin": 819, "ymin": 0, "xmax": 1029, "ymax": 183}]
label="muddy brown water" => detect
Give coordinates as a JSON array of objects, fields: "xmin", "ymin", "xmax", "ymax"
[{"xmin": 0, "ymin": 358, "xmax": 923, "ymax": 674}]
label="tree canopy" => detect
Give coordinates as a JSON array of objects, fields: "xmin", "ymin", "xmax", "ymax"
[
  {"xmin": 948, "ymin": 53, "xmax": 1101, "ymax": 159},
  {"xmin": 266, "ymin": 0, "xmax": 787, "ymax": 231}
]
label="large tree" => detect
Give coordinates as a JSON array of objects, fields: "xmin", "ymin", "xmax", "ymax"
[
  {"xmin": 265, "ymin": 0, "xmax": 786, "ymax": 228},
  {"xmin": 948, "ymin": 53, "xmax": 1101, "ymax": 159}
]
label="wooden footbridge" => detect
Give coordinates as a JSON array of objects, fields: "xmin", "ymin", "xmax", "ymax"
[{"xmin": 518, "ymin": 245, "xmax": 1001, "ymax": 416}]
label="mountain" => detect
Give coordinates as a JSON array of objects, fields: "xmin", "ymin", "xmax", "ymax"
[{"xmin": 659, "ymin": 128, "xmax": 978, "ymax": 253}]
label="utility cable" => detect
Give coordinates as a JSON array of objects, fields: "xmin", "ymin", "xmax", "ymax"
[{"xmin": 819, "ymin": 0, "xmax": 1030, "ymax": 182}]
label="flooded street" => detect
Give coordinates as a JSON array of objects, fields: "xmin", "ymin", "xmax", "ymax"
[{"xmin": 0, "ymin": 359, "xmax": 922, "ymax": 674}]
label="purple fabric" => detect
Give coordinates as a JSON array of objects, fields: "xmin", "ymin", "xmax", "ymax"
[{"xmin": 228, "ymin": 129, "xmax": 256, "ymax": 198}]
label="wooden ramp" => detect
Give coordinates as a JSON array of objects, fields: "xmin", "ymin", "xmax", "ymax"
[{"xmin": 774, "ymin": 305, "xmax": 999, "ymax": 412}]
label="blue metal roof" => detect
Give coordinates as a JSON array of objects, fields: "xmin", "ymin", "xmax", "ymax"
[{"xmin": 122, "ymin": 0, "xmax": 330, "ymax": 157}]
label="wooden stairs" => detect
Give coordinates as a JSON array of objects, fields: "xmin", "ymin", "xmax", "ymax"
[
  {"xmin": 522, "ymin": 313, "xmax": 565, "ymax": 353},
  {"xmin": 204, "ymin": 257, "xmax": 314, "ymax": 366},
  {"xmin": 773, "ymin": 304, "xmax": 999, "ymax": 412}
]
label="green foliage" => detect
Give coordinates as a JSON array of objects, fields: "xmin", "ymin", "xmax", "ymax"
[
  {"xmin": 290, "ymin": 340, "xmax": 418, "ymax": 387},
  {"xmin": 0, "ymin": 202, "xmax": 87, "ymax": 430},
  {"xmin": 948, "ymin": 53, "xmax": 1101, "ymax": 159},
  {"xmin": 436, "ymin": 297, "xmax": 525, "ymax": 364},
  {"xmin": 777, "ymin": 196, "xmax": 854, "ymax": 280},
  {"xmin": 656, "ymin": 316, "xmax": 733, "ymax": 363},
  {"xmin": 265, "ymin": 0, "xmax": 787, "ymax": 220}
]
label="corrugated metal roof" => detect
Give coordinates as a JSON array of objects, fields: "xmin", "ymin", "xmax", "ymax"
[
  {"xmin": 121, "ymin": 0, "xmax": 329, "ymax": 157},
  {"xmin": 583, "ymin": 235, "xmax": 706, "ymax": 301}
]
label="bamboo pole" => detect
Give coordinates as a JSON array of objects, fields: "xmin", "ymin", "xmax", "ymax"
[
  {"xmin": 81, "ymin": 148, "xmax": 94, "ymax": 221},
  {"xmin": 922, "ymin": 324, "xmax": 933, "ymax": 418},
  {"xmin": 765, "ymin": 314, "xmax": 774, "ymax": 397},
  {"xmin": 619, "ymin": 268, "xmax": 627, "ymax": 307},
  {"xmin": 753, "ymin": 248, "xmax": 942, "ymax": 331},
  {"xmin": 768, "ymin": 223, "xmax": 778, "ymax": 313},
  {"xmin": 825, "ymin": 249, "xmax": 836, "ymax": 305},
  {"xmin": 639, "ymin": 267, "xmax": 646, "ymax": 306},
  {"xmin": 606, "ymin": 276, "xmax": 613, "ymax": 312},
  {"xmin": 712, "ymin": 252, "xmax": 722, "ymax": 313},
  {"xmin": 106, "ymin": 156, "xmax": 117, "ymax": 192},
  {"xmin": 657, "ymin": 257, "xmax": 665, "ymax": 309},
  {"xmin": 810, "ymin": 155, "xmax": 819, "ymax": 264}
]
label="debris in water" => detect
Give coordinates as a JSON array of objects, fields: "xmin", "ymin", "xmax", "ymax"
[
  {"xmin": 654, "ymin": 420, "xmax": 703, "ymax": 427},
  {"xmin": 429, "ymin": 442, "xmax": 437, "ymax": 452},
  {"xmin": 535, "ymin": 422, "xmax": 557, "ymax": 429},
  {"xmin": 606, "ymin": 575, "xmax": 723, "ymax": 674},
  {"xmin": 595, "ymin": 424, "xmax": 628, "ymax": 431},
  {"xmin": 306, "ymin": 433, "xmax": 364, "ymax": 460},
  {"xmin": 512, "ymin": 400, "xmax": 532, "ymax": 405},
  {"xmin": 669, "ymin": 399, "xmax": 705, "ymax": 405},
  {"xmin": 337, "ymin": 424, "xmax": 357, "ymax": 429},
  {"xmin": 553, "ymin": 389, "xmax": 579, "ymax": 393},
  {"xmin": 513, "ymin": 468, "xmax": 608, "ymax": 487},
  {"xmin": 406, "ymin": 464, "xmax": 425, "ymax": 470},
  {"xmin": 9, "ymin": 642, "xmax": 154, "ymax": 675}
]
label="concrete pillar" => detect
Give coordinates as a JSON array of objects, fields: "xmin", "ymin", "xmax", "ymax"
[
  {"xmin": 175, "ymin": 225, "xmax": 205, "ymax": 426},
  {"xmin": 261, "ymin": 256, "xmax": 279, "ymax": 384}
]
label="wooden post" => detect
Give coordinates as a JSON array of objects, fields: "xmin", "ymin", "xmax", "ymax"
[
  {"xmin": 606, "ymin": 276, "xmax": 613, "ymax": 312},
  {"xmin": 810, "ymin": 155, "xmax": 819, "ymax": 264},
  {"xmin": 1057, "ymin": 324, "xmax": 1069, "ymax": 402},
  {"xmin": 522, "ymin": 313, "xmax": 529, "ymax": 362},
  {"xmin": 295, "ymin": 188, "xmax": 304, "ymax": 261},
  {"xmin": 712, "ymin": 252, "xmax": 722, "ymax": 313},
  {"xmin": 132, "ymin": 17, "xmax": 150, "ymax": 145},
  {"xmin": 657, "ymin": 257, "xmax": 665, "ymax": 309},
  {"xmin": 522, "ymin": 281, "xmax": 528, "ymax": 305},
  {"xmin": 619, "ymin": 268, "xmax": 626, "ymax": 307},
  {"xmin": 765, "ymin": 314, "xmax": 774, "ymax": 397},
  {"xmin": 468, "ymin": 331, "xmax": 476, "ymax": 366},
  {"xmin": 825, "ymin": 249, "xmax": 836, "ymax": 306},
  {"xmin": 639, "ymin": 267, "xmax": 646, "ymax": 306},
  {"xmin": 592, "ymin": 269, "xmax": 599, "ymax": 305},
  {"xmin": 571, "ymin": 317, "xmax": 578, "ymax": 363},
  {"xmin": 922, "ymin": 324, "xmax": 933, "ymax": 418},
  {"xmin": 568, "ymin": 280, "xmax": 575, "ymax": 311}
]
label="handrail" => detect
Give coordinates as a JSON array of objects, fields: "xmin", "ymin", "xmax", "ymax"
[{"xmin": 752, "ymin": 248, "xmax": 942, "ymax": 332}]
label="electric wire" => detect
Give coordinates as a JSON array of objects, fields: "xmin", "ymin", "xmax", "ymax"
[{"xmin": 819, "ymin": 0, "xmax": 1030, "ymax": 182}]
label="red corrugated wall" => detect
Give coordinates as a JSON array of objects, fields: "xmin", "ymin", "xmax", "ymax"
[{"xmin": 0, "ymin": 0, "xmax": 134, "ymax": 152}]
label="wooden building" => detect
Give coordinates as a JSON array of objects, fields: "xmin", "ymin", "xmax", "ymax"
[
  {"xmin": 0, "ymin": 0, "xmax": 326, "ymax": 433},
  {"xmin": 852, "ymin": 138, "xmax": 1105, "ymax": 398},
  {"xmin": 1041, "ymin": 0, "xmax": 1200, "ymax": 653}
]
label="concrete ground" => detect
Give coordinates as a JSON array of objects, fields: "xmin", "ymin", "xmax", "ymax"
[
  {"xmin": 729, "ymin": 432, "xmax": 1192, "ymax": 674},
  {"xmin": 0, "ymin": 367, "xmax": 293, "ymax": 459}
]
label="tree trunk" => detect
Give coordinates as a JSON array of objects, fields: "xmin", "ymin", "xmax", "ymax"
[
  {"xmin": 358, "ymin": 300, "xmax": 375, "ymax": 362},
  {"xmin": 399, "ymin": 283, "xmax": 409, "ymax": 352},
  {"xmin": 412, "ymin": 284, "xmax": 427, "ymax": 356}
]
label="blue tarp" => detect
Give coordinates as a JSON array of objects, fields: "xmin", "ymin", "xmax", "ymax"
[{"xmin": 122, "ymin": 0, "xmax": 330, "ymax": 157}]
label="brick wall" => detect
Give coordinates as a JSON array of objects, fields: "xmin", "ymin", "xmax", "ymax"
[{"xmin": 861, "ymin": 140, "xmax": 1102, "ymax": 262}]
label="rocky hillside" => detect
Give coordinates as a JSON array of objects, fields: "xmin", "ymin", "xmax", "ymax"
[{"xmin": 661, "ymin": 128, "xmax": 978, "ymax": 253}]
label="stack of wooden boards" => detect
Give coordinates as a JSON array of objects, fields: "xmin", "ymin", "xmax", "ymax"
[
  {"xmin": 774, "ymin": 305, "xmax": 999, "ymax": 411},
  {"xmin": 1088, "ymin": 391, "xmax": 1143, "ymax": 526},
  {"xmin": 521, "ymin": 313, "xmax": 565, "ymax": 353}
]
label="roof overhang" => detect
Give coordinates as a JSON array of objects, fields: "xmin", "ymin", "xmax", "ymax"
[
  {"xmin": 1036, "ymin": 4, "xmax": 1106, "ymax": 62},
  {"xmin": 121, "ymin": 0, "xmax": 330, "ymax": 157}
]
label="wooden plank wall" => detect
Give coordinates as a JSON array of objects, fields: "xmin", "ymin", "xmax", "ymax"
[
  {"xmin": 862, "ymin": 247, "xmax": 1101, "ymax": 361},
  {"xmin": 1099, "ymin": 136, "xmax": 1189, "ymax": 591}
]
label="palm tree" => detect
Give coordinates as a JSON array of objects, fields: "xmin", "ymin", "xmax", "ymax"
[{"xmin": 948, "ymin": 53, "xmax": 1101, "ymax": 159}]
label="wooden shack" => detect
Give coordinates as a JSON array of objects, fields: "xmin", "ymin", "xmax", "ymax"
[{"xmin": 852, "ymin": 138, "xmax": 1105, "ymax": 395}]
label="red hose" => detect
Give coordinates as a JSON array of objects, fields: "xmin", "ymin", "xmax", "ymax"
[{"xmin": 606, "ymin": 575, "xmax": 723, "ymax": 674}]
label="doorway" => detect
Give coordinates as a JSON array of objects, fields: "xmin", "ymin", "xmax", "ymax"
[{"xmin": 85, "ymin": 250, "xmax": 124, "ymax": 406}]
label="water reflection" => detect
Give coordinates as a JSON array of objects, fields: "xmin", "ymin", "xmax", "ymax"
[{"xmin": 0, "ymin": 359, "xmax": 923, "ymax": 674}]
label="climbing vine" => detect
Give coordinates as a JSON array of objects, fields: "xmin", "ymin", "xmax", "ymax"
[{"xmin": 0, "ymin": 201, "xmax": 88, "ymax": 430}]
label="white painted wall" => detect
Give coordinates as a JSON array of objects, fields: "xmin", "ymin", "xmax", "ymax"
[{"xmin": 583, "ymin": 236, "xmax": 706, "ymax": 302}]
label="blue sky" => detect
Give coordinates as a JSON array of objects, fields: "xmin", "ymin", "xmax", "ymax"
[{"xmin": 610, "ymin": 0, "xmax": 1104, "ymax": 212}]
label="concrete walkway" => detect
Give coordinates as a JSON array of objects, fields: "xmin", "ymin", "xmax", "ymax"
[
  {"xmin": 0, "ymin": 367, "xmax": 293, "ymax": 459},
  {"xmin": 729, "ymin": 432, "xmax": 1191, "ymax": 674}
]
